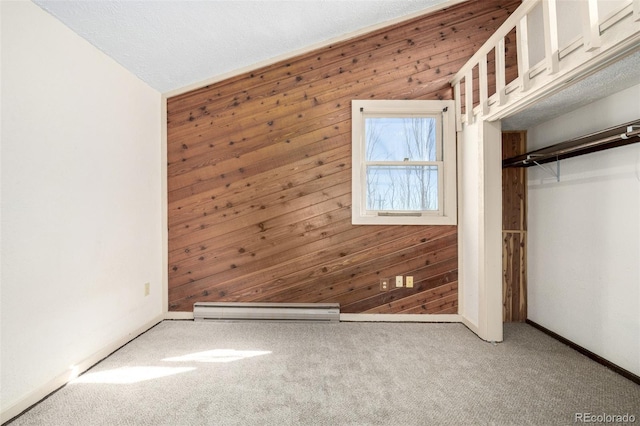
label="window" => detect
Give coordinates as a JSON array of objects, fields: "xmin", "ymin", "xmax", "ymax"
[{"xmin": 351, "ymin": 100, "xmax": 456, "ymax": 225}]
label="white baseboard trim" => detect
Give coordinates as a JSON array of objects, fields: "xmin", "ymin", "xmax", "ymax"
[
  {"xmin": 0, "ymin": 314, "xmax": 164, "ymax": 425},
  {"xmin": 460, "ymin": 315, "xmax": 481, "ymax": 335},
  {"xmin": 340, "ymin": 313, "xmax": 461, "ymax": 323},
  {"xmin": 165, "ymin": 311, "xmax": 194, "ymax": 320},
  {"xmin": 459, "ymin": 315, "xmax": 504, "ymax": 343}
]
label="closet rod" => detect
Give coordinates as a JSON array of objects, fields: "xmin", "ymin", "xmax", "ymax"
[{"xmin": 503, "ymin": 120, "xmax": 640, "ymax": 168}]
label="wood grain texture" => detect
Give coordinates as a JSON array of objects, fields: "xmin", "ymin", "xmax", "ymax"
[
  {"xmin": 502, "ymin": 131, "xmax": 527, "ymax": 322},
  {"xmin": 167, "ymin": 0, "xmax": 521, "ymax": 312}
]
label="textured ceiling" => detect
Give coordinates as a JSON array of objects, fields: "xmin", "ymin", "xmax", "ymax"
[
  {"xmin": 32, "ymin": 0, "xmax": 639, "ymax": 129},
  {"xmin": 33, "ymin": 0, "xmax": 454, "ymax": 94},
  {"xmin": 502, "ymin": 50, "xmax": 640, "ymax": 130}
]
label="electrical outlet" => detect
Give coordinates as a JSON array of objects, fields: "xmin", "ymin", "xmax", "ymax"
[
  {"xmin": 406, "ymin": 276, "xmax": 414, "ymax": 288},
  {"xmin": 395, "ymin": 276, "xmax": 403, "ymax": 288},
  {"xmin": 144, "ymin": 282, "xmax": 150, "ymax": 296},
  {"xmin": 380, "ymin": 278, "xmax": 389, "ymax": 291}
]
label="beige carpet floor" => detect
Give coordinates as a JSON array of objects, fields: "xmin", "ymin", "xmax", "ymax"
[{"xmin": 7, "ymin": 321, "xmax": 639, "ymax": 425}]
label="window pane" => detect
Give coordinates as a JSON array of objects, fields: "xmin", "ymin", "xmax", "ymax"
[
  {"xmin": 366, "ymin": 165, "xmax": 438, "ymax": 211},
  {"xmin": 365, "ymin": 117, "xmax": 438, "ymax": 161}
]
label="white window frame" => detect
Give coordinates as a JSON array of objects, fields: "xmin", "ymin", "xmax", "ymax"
[{"xmin": 351, "ymin": 99, "xmax": 457, "ymax": 225}]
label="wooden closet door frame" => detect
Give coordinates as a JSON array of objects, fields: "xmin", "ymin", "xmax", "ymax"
[{"xmin": 502, "ymin": 131, "xmax": 527, "ymax": 322}]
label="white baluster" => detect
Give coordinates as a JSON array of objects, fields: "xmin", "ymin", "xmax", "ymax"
[
  {"xmin": 479, "ymin": 54, "xmax": 489, "ymax": 116},
  {"xmin": 516, "ymin": 15, "xmax": 530, "ymax": 92},
  {"xmin": 454, "ymin": 82, "xmax": 462, "ymax": 132},
  {"xmin": 465, "ymin": 69, "xmax": 473, "ymax": 124},
  {"xmin": 581, "ymin": 0, "xmax": 601, "ymax": 52},
  {"xmin": 496, "ymin": 39, "xmax": 506, "ymax": 105},
  {"xmin": 542, "ymin": 0, "xmax": 559, "ymax": 74}
]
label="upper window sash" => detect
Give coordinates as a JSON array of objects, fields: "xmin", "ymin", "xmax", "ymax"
[{"xmin": 362, "ymin": 112, "xmax": 443, "ymax": 163}]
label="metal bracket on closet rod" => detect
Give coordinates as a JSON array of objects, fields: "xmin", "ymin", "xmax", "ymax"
[
  {"xmin": 524, "ymin": 154, "xmax": 560, "ymax": 182},
  {"xmin": 621, "ymin": 125, "xmax": 640, "ymax": 139}
]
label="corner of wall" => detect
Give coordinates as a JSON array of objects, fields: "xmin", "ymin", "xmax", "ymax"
[{"xmin": 161, "ymin": 96, "xmax": 169, "ymax": 315}]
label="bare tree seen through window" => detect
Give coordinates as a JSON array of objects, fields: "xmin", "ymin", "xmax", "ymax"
[{"xmin": 365, "ymin": 116, "xmax": 439, "ymax": 212}]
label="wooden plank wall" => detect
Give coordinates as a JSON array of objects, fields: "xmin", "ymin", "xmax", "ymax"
[
  {"xmin": 167, "ymin": 0, "xmax": 521, "ymax": 313},
  {"xmin": 502, "ymin": 131, "xmax": 527, "ymax": 322}
]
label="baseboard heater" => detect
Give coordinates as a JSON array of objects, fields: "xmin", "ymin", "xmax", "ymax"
[{"xmin": 193, "ymin": 302, "xmax": 340, "ymax": 322}]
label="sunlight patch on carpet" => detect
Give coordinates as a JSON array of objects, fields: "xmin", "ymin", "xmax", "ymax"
[
  {"xmin": 163, "ymin": 349, "xmax": 271, "ymax": 363},
  {"xmin": 71, "ymin": 366, "xmax": 196, "ymax": 384}
]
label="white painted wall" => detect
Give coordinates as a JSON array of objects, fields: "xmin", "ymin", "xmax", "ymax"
[
  {"xmin": 458, "ymin": 119, "xmax": 503, "ymax": 342},
  {"xmin": 459, "ymin": 121, "xmax": 480, "ymax": 327},
  {"xmin": 1, "ymin": 1, "xmax": 163, "ymax": 419},
  {"xmin": 527, "ymin": 83, "xmax": 640, "ymax": 376}
]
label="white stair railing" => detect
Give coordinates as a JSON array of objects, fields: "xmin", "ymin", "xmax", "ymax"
[{"xmin": 450, "ymin": 0, "xmax": 640, "ymax": 130}]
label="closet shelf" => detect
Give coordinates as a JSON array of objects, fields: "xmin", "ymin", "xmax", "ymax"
[{"xmin": 502, "ymin": 120, "xmax": 640, "ymax": 169}]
